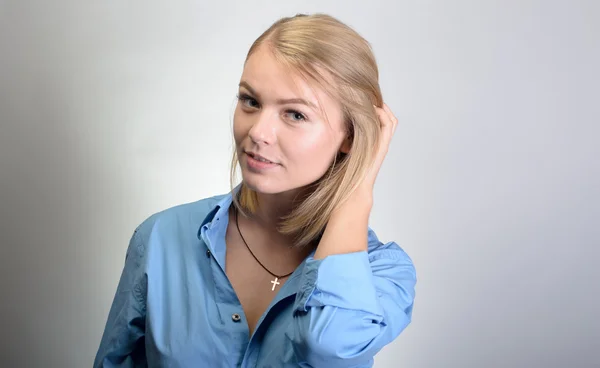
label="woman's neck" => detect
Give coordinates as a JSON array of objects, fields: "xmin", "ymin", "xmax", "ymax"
[{"xmin": 252, "ymin": 190, "xmax": 298, "ymax": 229}]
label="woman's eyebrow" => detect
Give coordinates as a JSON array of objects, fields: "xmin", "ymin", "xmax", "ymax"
[
  {"xmin": 276, "ymin": 97, "xmax": 317, "ymax": 109},
  {"xmin": 239, "ymin": 81, "xmax": 318, "ymax": 110},
  {"xmin": 239, "ymin": 81, "xmax": 258, "ymax": 96}
]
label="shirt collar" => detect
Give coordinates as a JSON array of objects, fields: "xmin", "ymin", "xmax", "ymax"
[{"xmin": 198, "ymin": 184, "xmax": 241, "ymax": 232}]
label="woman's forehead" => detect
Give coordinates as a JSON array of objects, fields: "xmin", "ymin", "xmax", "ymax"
[
  {"xmin": 244, "ymin": 55, "xmax": 311, "ymax": 97},
  {"xmin": 241, "ymin": 49, "xmax": 339, "ymax": 113}
]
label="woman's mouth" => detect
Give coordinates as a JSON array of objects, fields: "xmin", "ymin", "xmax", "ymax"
[
  {"xmin": 248, "ymin": 152, "xmax": 275, "ymax": 163},
  {"xmin": 245, "ymin": 152, "xmax": 279, "ymax": 170}
]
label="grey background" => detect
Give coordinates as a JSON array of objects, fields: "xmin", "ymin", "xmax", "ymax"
[{"xmin": 1, "ymin": 1, "xmax": 598, "ymax": 367}]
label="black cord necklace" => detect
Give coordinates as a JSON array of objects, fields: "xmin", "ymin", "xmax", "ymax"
[{"xmin": 235, "ymin": 207, "xmax": 294, "ymax": 291}]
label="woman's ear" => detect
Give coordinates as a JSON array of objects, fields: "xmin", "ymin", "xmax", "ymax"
[{"xmin": 339, "ymin": 135, "xmax": 352, "ymax": 154}]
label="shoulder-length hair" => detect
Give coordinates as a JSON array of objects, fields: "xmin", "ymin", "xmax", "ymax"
[{"xmin": 230, "ymin": 13, "xmax": 383, "ymax": 248}]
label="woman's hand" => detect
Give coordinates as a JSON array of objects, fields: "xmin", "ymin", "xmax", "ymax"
[
  {"xmin": 314, "ymin": 103, "xmax": 399, "ymax": 259},
  {"xmin": 357, "ymin": 103, "xmax": 399, "ymax": 196}
]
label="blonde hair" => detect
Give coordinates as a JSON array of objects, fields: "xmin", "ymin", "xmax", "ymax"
[{"xmin": 230, "ymin": 13, "xmax": 383, "ymax": 247}]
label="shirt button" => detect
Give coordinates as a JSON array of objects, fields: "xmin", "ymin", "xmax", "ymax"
[
  {"xmin": 231, "ymin": 313, "xmax": 241, "ymax": 322},
  {"xmin": 206, "ymin": 249, "xmax": 211, "ymax": 258}
]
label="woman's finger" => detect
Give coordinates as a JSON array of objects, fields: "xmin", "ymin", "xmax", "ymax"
[
  {"xmin": 374, "ymin": 106, "xmax": 393, "ymax": 137},
  {"xmin": 382, "ymin": 103, "xmax": 399, "ymax": 130},
  {"xmin": 374, "ymin": 106, "xmax": 395, "ymax": 158}
]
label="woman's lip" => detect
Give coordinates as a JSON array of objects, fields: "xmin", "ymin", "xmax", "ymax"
[
  {"xmin": 245, "ymin": 151, "xmax": 277, "ymax": 164},
  {"xmin": 245, "ymin": 152, "xmax": 280, "ymax": 170}
]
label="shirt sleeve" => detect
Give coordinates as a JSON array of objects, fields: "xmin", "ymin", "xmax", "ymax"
[
  {"xmin": 94, "ymin": 228, "xmax": 148, "ymax": 368},
  {"xmin": 288, "ymin": 242, "xmax": 417, "ymax": 367}
]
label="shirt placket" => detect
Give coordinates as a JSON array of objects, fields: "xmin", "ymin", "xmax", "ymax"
[{"xmin": 202, "ymin": 221, "xmax": 251, "ymax": 366}]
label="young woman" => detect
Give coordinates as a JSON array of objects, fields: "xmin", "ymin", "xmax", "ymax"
[{"xmin": 94, "ymin": 13, "xmax": 416, "ymax": 368}]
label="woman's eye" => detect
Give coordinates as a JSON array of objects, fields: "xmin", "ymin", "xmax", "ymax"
[
  {"xmin": 285, "ymin": 110, "xmax": 307, "ymax": 122},
  {"xmin": 237, "ymin": 94, "xmax": 259, "ymax": 109}
]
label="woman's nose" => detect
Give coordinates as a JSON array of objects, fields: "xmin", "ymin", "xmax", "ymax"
[{"xmin": 248, "ymin": 111, "xmax": 277, "ymax": 145}]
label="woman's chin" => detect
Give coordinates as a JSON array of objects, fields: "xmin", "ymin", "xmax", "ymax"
[
  {"xmin": 241, "ymin": 176, "xmax": 276, "ymax": 194},
  {"xmin": 241, "ymin": 176, "xmax": 298, "ymax": 196}
]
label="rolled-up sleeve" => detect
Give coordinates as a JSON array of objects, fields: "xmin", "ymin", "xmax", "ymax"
[
  {"xmin": 94, "ymin": 228, "xmax": 148, "ymax": 368},
  {"xmin": 289, "ymin": 243, "xmax": 416, "ymax": 367}
]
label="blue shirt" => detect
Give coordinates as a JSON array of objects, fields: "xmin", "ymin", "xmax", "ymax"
[{"xmin": 94, "ymin": 189, "xmax": 417, "ymax": 367}]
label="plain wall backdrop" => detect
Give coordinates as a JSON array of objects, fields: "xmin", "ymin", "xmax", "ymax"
[{"xmin": 1, "ymin": 1, "xmax": 598, "ymax": 367}]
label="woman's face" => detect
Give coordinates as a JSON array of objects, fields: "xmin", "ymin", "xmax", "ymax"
[{"xmin": 233, "ymin": 45, "xmax": 349, "ymax": 196}]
